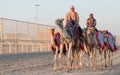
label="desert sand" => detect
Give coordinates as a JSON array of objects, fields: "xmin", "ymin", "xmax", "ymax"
[{"xmin": 0, "ymin": 46, "xmax": 120, "ymax": 75}]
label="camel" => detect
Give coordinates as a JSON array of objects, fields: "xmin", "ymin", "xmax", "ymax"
[
  {"xmin": 85, "ymin": 27, "xmax": 107, "ymax": 71},
  {"xmin": 82, "ymin": 27, "xmax": 97, "ymax": 70},
  {"xmin": 55, "ymin": 18, "xmax": 82, "ymax": 71},
  {"xmin": 84, "ymin": 27, "xmax": 118, "ymax": 71},
  {"xmin": 103, "ymin": 30, "xmax": 117, "ymax": 67},
  {"xmin": 49, "ymin": 28, "xmax": 67, "ymax": 72}
]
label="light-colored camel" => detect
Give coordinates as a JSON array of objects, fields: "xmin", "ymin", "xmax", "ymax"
[
  {"xmin": 84, "ymin": 27, "xmax": 97, "ymax": 71},
  {"xmin": 86, "ymin": 27, "xmax": 107, "ymax": 71},
  {"xmin": 49, "ymin": 28, "xmax": 66, "ymax": 72},
  {"xmin": 86, "ymin": 28, "xmax": 118, "ymax": 71},
  {"xmin": 103, "ymin": 30, "xmax": 117, "ymax": 67}
]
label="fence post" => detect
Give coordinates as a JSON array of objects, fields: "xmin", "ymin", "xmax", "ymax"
[
  {"xmin": 15, "ymin": 21, "xmax": 18, "ymax": 54},
  {"xmin": 40, "ymin": 43, "xmax": 42, "ymax": 52},
  {"xmin": 37, "ymin": 24, "xmax": 39, "ymax": 52},
  {"xmin": 0, "ymin": 18, "xmax": 3, "ymax": 55}
]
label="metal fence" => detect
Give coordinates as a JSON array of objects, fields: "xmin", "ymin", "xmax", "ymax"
[
  {"xmin": 0, "ymin": 18, "xmax": 59, "ymax": 55},
  {"xmin": 0, "ymin": 18, "xmax": 120, "ymax": 55}
]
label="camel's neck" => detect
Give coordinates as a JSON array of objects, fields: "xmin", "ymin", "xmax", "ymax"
[{"xmin": 50, "ymin": 34, "xmax": 56, "ymax": 45}]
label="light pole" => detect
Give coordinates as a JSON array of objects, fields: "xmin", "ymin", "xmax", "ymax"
[
  {"xmin": 35, "ymin": 4, "xmax": 40, "ymax": 52},
  {"xmin": 35, "ymin": 4, "xmax": 40, "ymax": 25}
]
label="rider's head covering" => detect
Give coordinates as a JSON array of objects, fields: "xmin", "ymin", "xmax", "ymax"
[
  {"xmin": 89, "ymin": 13, "xmax": 94, "ymax": 18},
  {"xmin": 70, "ymin": 5, "xmax": 74, "ymax": 9},
  {"xmin": 89, "ymin": 13, "xmax": 94, "ymax": 17},
  {"xmin": 89, "ymin": 13, "xmax": 93, "ymax": 16}
]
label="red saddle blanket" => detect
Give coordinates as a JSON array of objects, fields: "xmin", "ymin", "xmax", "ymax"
[
  {"xmin": 50, "ymin": 32, "xmax": 66, "ymax": 55},
  {"xmin": 104, "ymin": 33, "xmax": 117, "ymax": 52}
]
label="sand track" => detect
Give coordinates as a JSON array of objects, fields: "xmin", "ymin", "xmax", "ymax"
[{"xmin": 0, "ymin": 47, "xmax": 120, "ymax": 75}]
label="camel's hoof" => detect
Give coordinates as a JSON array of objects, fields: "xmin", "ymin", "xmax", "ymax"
[
  {"xmin": 53, "ymin": 69, "xmax": 57, "ymax": 72},
  {"xmin": 78, "ymin": 65, "xmax": 81, "ymax": 70},
  {"xmin": 71, "ymin": 64, "xmax": 75, "ymax": 70},
  {"xmin": 63, "ymin": 64, "xmax": 67, "ymax": 70},
  {"xmin": 94, "ymin": 68, "xmax": 96, "ymax": 71},
  {"xmin": 105, "ymin": 64, "xmax": 107, "ymax": 68},
  {"xmin": 59, "ymin": 68, "xmax": 62, "ymax": 70},
  {"xmin": 76, "ymin": 66, "xmax": 80, "ymax": 70},
  {"xmin": 53, "ymin": 67, "xmax": 57, "ymax": 72},
  {"xmin": 59, "ymin": 67, "xmax": 62, "ymax": 70},
  {"xmin": 86, "ymin": 63, "xmax": 89, "ymax": 68},
  {"xmin": 90, "ymin": 54, "xmax": 93, "ymax": 59},
  {"xmin": 100, "ymin": 68, "xmax": 103, "ymax": 71},
  {"xmin": 111, "ymin": 62, "xmax": 113, "ymax": 66},
  {"xmin": 80, "ymin": 62, "xmax": 83, "ymax": 66},
  {"xmin": 72, "ymin": 67, "xmax": 75, "ymax": 70},
  {"xmin": 66, "ymin": 68, "xmax": 72, "ymax": 73}
]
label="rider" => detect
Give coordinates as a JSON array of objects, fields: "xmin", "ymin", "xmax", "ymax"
[
  {"xmin": 65, "ymin": 5, "xmax": 83, "ymax": 38},
  {"xmin": 86, "ymin": 13, "xmax": 98, "ymax": 31}
]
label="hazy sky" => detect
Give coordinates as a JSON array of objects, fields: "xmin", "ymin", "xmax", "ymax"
[{"xmin": 0, "ymin": 0, "xmax": 120, "ymax": 35}]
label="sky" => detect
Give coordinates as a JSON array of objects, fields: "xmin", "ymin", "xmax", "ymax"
[{"xmin": 0, "ymin": 0, "xmax": 120, "ymax": 35}]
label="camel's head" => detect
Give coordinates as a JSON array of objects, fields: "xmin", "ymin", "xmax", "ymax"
[
  {"xmin": 49, "ymin": 28, "xmax": 55, "ymax": 35},
  {"xmin": 55, "ymin": 18, "xmax": 64, "ymax": 29},
  {"xmin": 102, "ymin": 30, "xmax": 108, "ymax": 34},
  {"xmin": 88, "ymin": 27, "xmax": 95, "ymax": 34}
]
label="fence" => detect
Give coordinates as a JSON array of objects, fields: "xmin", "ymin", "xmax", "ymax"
[
  {"xmin": 0, "ymin": 18, "xmax": 120, "ymax": 55},
  {"xmin": 0, "ymin": 18, "xmax": 59, "ymax": 55}
]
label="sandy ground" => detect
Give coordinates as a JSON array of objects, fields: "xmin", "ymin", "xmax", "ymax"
[{"xmin": 0, "ymin": 46, "xmax": 120, "ymax": 75}]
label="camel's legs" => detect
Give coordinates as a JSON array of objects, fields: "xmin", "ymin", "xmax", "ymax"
[
  {"xmin": 67, "ymin": 42, "xmax": 73, "ymax": 70},
  {"xmin": 75, "ymin": 50, "xmax": 80, "ymax": 70},
  {"xmin": 108, "ymin": 50, "xmax": 113, "ymax": 66},
  {"xmin": 99, "ymin": 50, "xmax": 102, "ymax": 71},
  {"xmin": 80, "ymin": 50, "xmax": 84, "ymax": 66},
  {"xmin": 111, "ymin": 52, "xmax": 113, "ymax": 66},
  {"xmin": 85, "ymin": 46, "xmax": 90, "ymax": 67},
  {"xmin": 59, "ymin": 44, "xmax": 63, "ymax": 70},
  {"xmin": 104, "ymin": 48, "xmax": 107, "ymax": 68},
  {"xmin": 93, "ymin": 48, "xmax": 96, "ymax": 71},
  {"xmin": 53, "ymin": 47, "xmax": 59, "ymax": 72}
]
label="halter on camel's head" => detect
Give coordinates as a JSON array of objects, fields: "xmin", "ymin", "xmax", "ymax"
[
  {"xmin": 55, "ymin": 18, "xmax": 64, "ymax": 29},
  {"xmin": 49, "ymin": 18, "xmax": 64, "ymax": 35},
  {"xmin": 88, "ymin": 26, "xmax": 95, "ymax": 34}
]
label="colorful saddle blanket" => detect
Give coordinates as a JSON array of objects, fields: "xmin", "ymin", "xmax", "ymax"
[
  {"xmin": 104, "ymin": 33, "xmax": 117, "ymax": 52},
  {"xmin": 50, "ymin": 32, "xmax": 66, "ymax": 55},
  {"xmin": 54, "ymin": 32, "xmax": 60, "ymax": 48},
  {"xmin": 95, "ymin": 31, "xmax": 105, "ymax": 50}
]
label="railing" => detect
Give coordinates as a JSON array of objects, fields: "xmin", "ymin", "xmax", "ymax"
[
  {"xmin": 0, "ymin": 18, "xmax": 119, "ymax": 55},
  {"xmin": 0, "ymin": 18, "xmax": 59, "ymax": 55}
]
